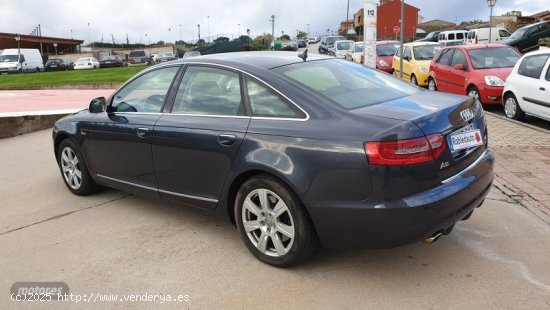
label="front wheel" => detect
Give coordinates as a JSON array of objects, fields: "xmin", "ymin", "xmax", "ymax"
[
  {"xmin": 467, "ymin": 86, "xmax": 481, "ymax": 103},
  {"xmin": 411, "ymin": 74, "xmax": 418, "ymax": 86},
  {"xmin": 428, "ymin": 78, "xmax": 437, "ymax": 91},
  {"xmin": 57, "ymin": 139, "xmax": 98, "ymax": 195},
  {"xmin": 235, "ymin": 175, "xmax": 318, "ymax": 267},
  {"xmin": 504, "ymin": 93, "xmax": 525, "ymax": 121}
]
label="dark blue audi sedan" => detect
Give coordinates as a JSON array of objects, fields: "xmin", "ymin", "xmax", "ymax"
[{"xmin": 53, "ymin": 51, "xmax": 494, "ymax": 267}]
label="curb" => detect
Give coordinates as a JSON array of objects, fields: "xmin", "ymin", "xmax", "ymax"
[
  {"xmin": 485, "ymin": 110, "xmax": 550, "ymax": 135},
  {"xmin": 0, "ymin": 112, "xmax": 73, "ymax": 139}
]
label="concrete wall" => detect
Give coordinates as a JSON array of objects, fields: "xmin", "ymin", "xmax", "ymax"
[
  {"xmin": 0, "ymin": 113, "xmax": 70, "ymax": 139},
  {"xmin": 56, "ymin": 45, "xmax": 176, "ymax": 62}
]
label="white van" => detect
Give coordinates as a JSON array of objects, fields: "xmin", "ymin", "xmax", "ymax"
[
  {"xmin": 465, "ymin": 27, "xmax": 511, "ymax": 44},
  {"xmin": 437, "ymin": 30, "xmax": 468, "ymax": 46},
  {"xmin": 0, "ymin": 48, "xmax": 44, "ymax": 73}
]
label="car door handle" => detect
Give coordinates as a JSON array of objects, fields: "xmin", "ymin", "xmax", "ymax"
[
  {"xmin": 136, "ymin": 127, "xmax": 149, "ymax": 138},
  {"xmin": 218, "ymin": 134, "xmax": 236, "ymax": 146},
  {"xmin": 540, "ymin": 87, "xmax": 546, "ymax": 92}
]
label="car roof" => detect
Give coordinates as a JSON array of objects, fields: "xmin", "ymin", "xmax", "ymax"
[
  {"xmin": 376, "ymin": 40, "xmax": 399, "ymax": 45},
  {"xmin": 443, "ymin": 43, "xmax": 509, "ymax": 50},
  {"xmin": 177, "ymin": 51, "xmax": 333, "ymax": 70},
  {"xmin": 519, "ymin": 20, "xmax": 549, "ymax": 29},
  {"xmin": 521, "ymin": 49, "xmax": 550, "ymax": 57},
  {"xmin": 404, "ymin": 42, "xmax": 440, "ymax": 47}
]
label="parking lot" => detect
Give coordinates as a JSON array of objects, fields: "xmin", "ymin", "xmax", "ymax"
[
  {"xmin": 1, "ymin": 127, "xmax": 550, "ymax": 308},
  {"xmin": 0, "ymin": 44, "xmax": 549, "ymax": 309}
]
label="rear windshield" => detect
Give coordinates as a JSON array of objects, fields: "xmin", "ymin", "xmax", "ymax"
[
  {"xmin": 336, "ymin": 41, "xmax": 352, "ymax": 50},
  {"xmin": 413, "ymin": 45, "xmax": 441, "ymax": 60},
  {"xmin": 326, "ymin": 36, "xmax": 345, "ymax": 45},
  {"xmin": 272, "ymin": 59, "xmax": 420, "ymax": 110},
  {"xmin": 467, "ymin": 47, "xmax": 520, "ymax": 69},
  {"xmin": 377, "ymin": 43, "xmax": 399, "ymax": 56},
  {"xmin": 354, "ymin": 43, "xmax": 364, "ymax": 52},
  {"xmin": 129, "ymin": 51, "xmax": 146, "ymax": 57},
  {"xmin": 509, "ymin": 27, "xmax": 527, "ymax": 40},
  {"xmin": 47, "ymin": 59, "xmax": 62, "ymax": 64}
]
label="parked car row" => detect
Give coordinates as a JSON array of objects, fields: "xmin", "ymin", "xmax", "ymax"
[{"xmin": 416, "ymin": 21, "xmax": 550, "ymax": 54}]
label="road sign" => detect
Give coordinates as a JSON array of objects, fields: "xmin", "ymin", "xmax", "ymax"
[{"xmin": 393, "ymin": 26, "xmax": 400, "ymax": 34}]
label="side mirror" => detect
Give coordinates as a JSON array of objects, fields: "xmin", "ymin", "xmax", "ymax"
[
  {"xmin": 454, "ymin": 64, "xmax": 465, "ymax": 70},
  {"xmin": 404, "ymin": 56, "xmax": 410, "ymax": 61},
  {"xmin": 89, "ymin": 97, "xmax": 106, "ymax": 113}
]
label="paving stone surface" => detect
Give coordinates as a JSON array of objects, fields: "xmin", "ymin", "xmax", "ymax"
[{"xmin": 486, "ymin": 112, "xmax": 550, "ymax": 217}]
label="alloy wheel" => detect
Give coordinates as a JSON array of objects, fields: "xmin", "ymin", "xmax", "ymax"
[
  {"xmin": 241, "ymin": 188, "xmax": 295, "ymax": 257},
  {"xmin": 60, "ymin": 147, "xmax": 82, "ymax": 190},
  {"xmin": 504, "ymin": 97, "xmax": 517, "ymax": 118}
]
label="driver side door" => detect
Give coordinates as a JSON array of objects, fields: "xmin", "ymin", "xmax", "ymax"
[{"xmin": 83, "ymin": 66, "xmax": 181, "ymax": 196}]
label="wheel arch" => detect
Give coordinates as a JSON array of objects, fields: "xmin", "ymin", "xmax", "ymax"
[
  {"xmin": 54, "ymin": 132, "xmax": 72, "ymax": 161},
  {"xmin": 224, "ymin": 168, "xmax": 311, "ymax": 226}
]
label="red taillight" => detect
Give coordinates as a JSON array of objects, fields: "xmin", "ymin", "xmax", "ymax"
[{"xmin": 365, "ymin": 134, "xmax": 446, "ymax": 166}]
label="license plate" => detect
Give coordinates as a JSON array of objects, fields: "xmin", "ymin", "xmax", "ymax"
[
  {"xmin": 51, "ymin": 65, "xmax": 57, "ymax": 68},
  {"xmin": 448, "ymin": 129, "xmax": 483, "ymax": 151},
  {"xmin": 135, "ymin": 59, "xmax": 141, "ymax": 63},
  {"xmin": 105, "ymin": 61, "xmax": 111, "ymax": 64}
]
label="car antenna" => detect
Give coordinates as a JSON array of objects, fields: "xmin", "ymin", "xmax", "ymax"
[{"xmin": 298, "ymin": 49, "xmax": 308, "ymax": 62}]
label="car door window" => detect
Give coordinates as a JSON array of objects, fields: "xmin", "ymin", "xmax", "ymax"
[
  {"xmin": 436, "ymin": 48, "xmax": 454, "ymax": 66},
  {"xmin": 451, "ymin": 50, "xmax": 468, "ymax": 70},
  {"xmin": 518, "ymin": 55, "xmax": 550, "ymax": 79},
  {"xmin": 110, "ymin": 66, "xmax": 179, "ymax": 113},
  {"xmin": 247, "ymin": 79, "xmax": 302, "ymax": 118},
  {"xmin": 546, "ymin": 63, "xmax": 550, "ymax": 81},
  {"xmin": 403, "ymin": 47, "xmax": 411, "ymax": 59},
  {"xmin": 172, "ymin": 66, "xmax": 244, "ymax": 116}
]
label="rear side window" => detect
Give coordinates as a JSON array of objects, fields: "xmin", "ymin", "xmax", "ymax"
[
  {"xmin": 517, "ymin": 54, "xmax": 550, "ymax": 79},
  {"xmin": 246, "ymin": 79, "xmax": 302, "ymax": 118},
  {"xmin": 456, "ymin": 33, "xmax": 464, "ymax": 40},
  {"xmin": 129, "ymin": 51, "xmax": 145, "ymax": 57},
  {"xmin": 448, "ymin": 33, "xmax": 455, "ymax": 40}
]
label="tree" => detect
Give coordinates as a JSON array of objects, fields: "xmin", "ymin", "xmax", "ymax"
[
  {"xmin": 214, "ymin": 36, "xmax": 230, "ymax": 43},
  {"xmin": 196, "ymin": 39, "xmax": 206, "ymax": 46},
  {"xmin": 296, "ymin": 31, "xmax": 308, "ymax": 39},
  {"xmin": 503, "ymin": 10, "xmax": 522, "ymax": 17},
  {"xmin": 279, "ymin": 34, "xmax": 290, "ymax": 41},
  {"xmin": 156, "ymin": 40, "xmax": 165, "ymax": 45}
]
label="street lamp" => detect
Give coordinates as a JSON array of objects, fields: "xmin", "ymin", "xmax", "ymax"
[
  {"xmin": 207, "ymin": 16, "xmax": 210, "ymax": 43},
  {"xmin": 197, "ymin": 24, "xmax": 201, "ymax": 45},
  {"xmin": 15, "ymin": 34, "xmax": 21, "ymax": 74},
  {"xmin": 487, "ymin": 0, "xmax": 497, "ymax": 43},
  {"xmin": 53, "ymin": 43, "xmax": 58, "ymax": 55},
  {"xmin": 238, "ymin": 23, "xmax": 241, "ymax": 37}
]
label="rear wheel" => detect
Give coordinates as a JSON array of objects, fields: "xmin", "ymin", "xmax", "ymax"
[
  {"xmin": 57, "ymin": 139, "xmax": 98, "ymax": 195},
  {"xmin": 467, "ymin": 86, "xmax": 481, "ymax": 103},
  {"xmin": 504, "ymin": 93, "xmax": 525, "ymax": 120},
  {"xmin": 235, "ymin": 175, "xmax": 318, "ymax": 267},
  {"xmin": 428, "ymin": 78, "xmax": 437, "ymax": 91}
]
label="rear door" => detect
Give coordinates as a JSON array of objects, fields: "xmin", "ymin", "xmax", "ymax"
[
  {"xmin": 432, "ymin": 48, "xmax": 454, "ymax": 92},
  {"xmin": 152, "ymin": 65, "xmax": 250, "ymax": 209}
]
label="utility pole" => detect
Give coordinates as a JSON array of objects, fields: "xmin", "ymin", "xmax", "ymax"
[
  {"xmin": 197, "ymin": 24, "xmax": 201, "ymax": 45},
  {"xmin": 306, "ymin": 23, "xmax": 310, "ymax": 37},
  {"xmin": 271, "ymin": 15, "xmax": 275, "ymax": 50},
  {"xmin": 399, "ymin": 0, "xmax": 405, "ymax": 79},
  {"xmin": 207, "ymin": 16, "xmax": 210, "ymax": 43},
  {"xmin": 38, "ymin": 24, "xmax": 43, "ymax": 54},
  {"xmin": 346, "ymin": 0, "xmax": 350, "ymax": 39}
]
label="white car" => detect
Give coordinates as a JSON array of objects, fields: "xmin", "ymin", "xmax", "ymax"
[
  {"xmin": 74, "ymin": 57, "xmax": 99, "ymax": 70},
  {"xmin": 502, "ymin": 49, "xmax": 550, "ymax": 122},
  {"xmin": 345, "ymin": 42, "xmax": 364, "ymax": 63},
  {"xmin": 329, "ymin": 40, "xmax": 354, "ymax": 58}
]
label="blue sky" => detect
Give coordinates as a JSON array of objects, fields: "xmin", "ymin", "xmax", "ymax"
[{"xmin": 0, "ymin": 0, "xmax": 546, "ymax": 44}]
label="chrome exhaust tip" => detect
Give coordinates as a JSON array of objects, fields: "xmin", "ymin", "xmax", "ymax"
[{"xmin": 424, "ymin": 232, "xmax": 443, "ymax": 244}]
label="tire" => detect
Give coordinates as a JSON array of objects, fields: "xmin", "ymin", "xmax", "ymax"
[
  {"xmin": 467, "ymin": 86, "xmax": 481, "ymax": 103},
  {"xmin": 235, "ymin": 175, "xmax": 319, "ymax": 267},
  {"xmin": 411, "ymin": 74, "xmax": 418, "ymax": 86},
  {"xmin": 503, "ymin": 93, "xmax": 525, "ymax": 121},
  {"xmin": 428, "ymin": 77, "xmax": 437, "ymax": 91},
  {"xmin": 57, "ymin": 139, "xmax": 98, "ymax": 195}
]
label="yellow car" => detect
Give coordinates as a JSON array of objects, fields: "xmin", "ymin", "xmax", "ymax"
[{"xmin": 392, "ymin": 42, "xmax": 441, "ymax": 86}]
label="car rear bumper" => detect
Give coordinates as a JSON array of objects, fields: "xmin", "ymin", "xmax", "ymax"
[
  {"xmin": 306, "ymin": 149, "xmax": 495, "ymax": 249},
  {"xmin": 415, "ymin": 72, "xmax": 430, "ymax": 86}
]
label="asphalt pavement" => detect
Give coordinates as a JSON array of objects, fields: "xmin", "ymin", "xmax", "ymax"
[{"xmin": 1, "ymin": 129, "xmax": 549, "ymax": 309}]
